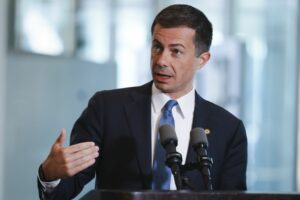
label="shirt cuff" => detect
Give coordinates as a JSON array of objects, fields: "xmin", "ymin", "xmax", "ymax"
[{"xmin": 38, "ymin": 174, "xmax": 61, "ymax": 193}]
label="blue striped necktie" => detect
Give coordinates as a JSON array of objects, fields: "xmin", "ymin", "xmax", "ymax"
[{"xmin": 152, "ymin": 99, "xmax": 178, "ymax": 190}]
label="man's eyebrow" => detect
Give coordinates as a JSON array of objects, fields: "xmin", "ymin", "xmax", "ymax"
[
  {"xmin": 152, "ymin": 39, "xmax": 185, "ymax": 48},
  {"xmin": 152, "ymin": 39, "xmax": 161, "ymax": 44},
  {"xmin": 169, "ymin": 44, "xmax": 185, "ymax": 48}
]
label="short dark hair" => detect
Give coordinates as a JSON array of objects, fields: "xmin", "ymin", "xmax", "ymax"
[{"xmin": 151, "ymin": 4, "xmax": 213, "ymax": 56}]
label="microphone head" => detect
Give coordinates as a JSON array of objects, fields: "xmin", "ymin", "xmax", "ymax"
[
  {"xmin": 159, "ymin": 124, "xmax": 178, "ymax": 146},
  {"xmin": 190, "ymin": 127, "xmax": 208, "ymax": 147}
]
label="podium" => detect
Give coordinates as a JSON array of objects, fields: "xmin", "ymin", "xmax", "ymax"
[{"xmin": 80, "ymin": 190, "xmax": 300, "ymax": 200}]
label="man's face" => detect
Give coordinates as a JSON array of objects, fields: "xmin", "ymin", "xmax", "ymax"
[{"xmin": 151, "ymin": 24, "xmax": 209, "ymax": 99}]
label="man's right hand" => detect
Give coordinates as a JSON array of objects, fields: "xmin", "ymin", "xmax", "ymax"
[{"xmin": 41, "ymin": 129, "xmax": 99, "ymax": 181}]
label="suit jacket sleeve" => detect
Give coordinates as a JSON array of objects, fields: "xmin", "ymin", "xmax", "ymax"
[{"xmin": 219, "ymin": 120, "xmax": 247, "ymax": 190}]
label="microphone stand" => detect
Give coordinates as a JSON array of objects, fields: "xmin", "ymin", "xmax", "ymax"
[
  {"xmin": 165, "ymin": 151, "xmax": 183, "ymax": 190},
  {"xmin": 179, "ymin": 156, "xmax": 214, "ymax": 191},
  {"xmin": 163, "ymin": 145, "xmax": 213, "ymax": 191},
  {"xmin": 164, "ymin": 149, "xmax": 213, "ymax": 191},
  {"xmin": 159, "ymin": 125, "xmax": 213, "ymax": 191},
  {"xmin": 198, "ymin": 156, "xmax": 213, "ymax": 191}
]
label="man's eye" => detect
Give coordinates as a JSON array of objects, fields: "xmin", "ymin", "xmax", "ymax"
[
  {"xmin": 152, "ymin": 44, "xmax": 162, "ymax": 52},
  {"xmin": 172, "ymin": 49, "xmax": 183, "ymax": 56}
]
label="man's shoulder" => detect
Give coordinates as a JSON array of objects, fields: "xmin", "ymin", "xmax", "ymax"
[
  {"xmin": 91, "ymin": 81, "xmax": 152, "ymax": 102},
  {"xmin": 195, "ymin": 95, "xmax": 246, "ymax": 140},
  {"xmin": 196, "ymin": 94, "xmax": 241, "ymax": 123}
]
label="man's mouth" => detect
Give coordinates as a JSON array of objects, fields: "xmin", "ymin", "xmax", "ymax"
[
  {"xmin": 154, "ymin": 72, "xmax": 173, "ymax": 82},
  {"xmin": 156, "ymin": 73, "xmax": 172, "ymax": 78}
]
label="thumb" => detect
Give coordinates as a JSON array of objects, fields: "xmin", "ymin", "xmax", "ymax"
[{"xmin": 55, "ymin": 128, "xmax": 66, "ymax": 147}]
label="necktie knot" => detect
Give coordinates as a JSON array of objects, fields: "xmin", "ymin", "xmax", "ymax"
[
  {"xmin": 164, "ymin": 100, "xmax": 178, "ymax": 112},
  {"xmin": 160, "ymin": 100, "xmax": 178, "ymax": 127}
]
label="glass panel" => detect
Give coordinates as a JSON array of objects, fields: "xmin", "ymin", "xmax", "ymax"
[
  {"xmin": 75, "ymin": 0, "xmax": 111, "ymax": 63},
  {"xmin": 13, "ymin": 0, "xmax": 111, "ymax": 63},
  {"xmin": 14, "ymin": 0, "xmax": 74, "ymax": 55},
  {"xmin": 115, "ymin": 3, "xmax": 153, "ymax": 87},
  {"xmin": 234, "ymin": 0, "xmax": 298, "ymax": 191}
]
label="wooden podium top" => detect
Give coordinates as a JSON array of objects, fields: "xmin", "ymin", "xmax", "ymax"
[{"xmin": 80, "ymin": 189, "xmax": 300, "ymax": 200}]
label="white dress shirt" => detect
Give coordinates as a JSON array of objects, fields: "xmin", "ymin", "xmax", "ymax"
[
  {"xmin": 39, "ymin": 83, "xmax": 196, "ymax": 191},
  {"xmin": 151, "ymin": 84, "xmax": 195, "ymax": 190}
]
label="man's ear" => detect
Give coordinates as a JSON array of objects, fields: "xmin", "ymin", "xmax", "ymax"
[{"xmin": 196, "ymin": 52, "xmax": 211, "ymax": 69}]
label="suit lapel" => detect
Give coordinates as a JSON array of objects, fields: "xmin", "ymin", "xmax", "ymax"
[
  {"xmin": 186, "ymin": 92, "xmax": 208, "ymax": 164},
  {"xmin": 124, "ymin": 82, "xmax": 152, "ymax": 188}
]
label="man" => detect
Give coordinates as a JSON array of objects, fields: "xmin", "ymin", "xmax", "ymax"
[{"xmin": 38, "ymin": 4, "xmax": 247, "ymax": 199}]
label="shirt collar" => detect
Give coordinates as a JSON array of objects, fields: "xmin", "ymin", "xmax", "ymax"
[{"xmin": 151, "ymin": 83, "xmax": 195, "ymax": 118}]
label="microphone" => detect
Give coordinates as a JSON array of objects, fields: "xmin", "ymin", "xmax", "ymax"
[
  {"xmin": 190, "ymin": 127, "xmax": 213, "ymax": 191},
  {"xmin": 159, "ymin": 124, "xmax": 183, "ymax": 190}
]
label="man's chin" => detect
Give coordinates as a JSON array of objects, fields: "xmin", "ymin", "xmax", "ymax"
[{"xmin": 153, "ymin": 81, "xmax": 171, "ymax": 93}]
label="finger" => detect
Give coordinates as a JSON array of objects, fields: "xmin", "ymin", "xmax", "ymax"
[
  {"xmin": 66, "ymin": 158, "xmax": 97, "ymax": 176},
  {"xmin": 55, "ymin": 129, "xmax": 66, "ymax": 147},
  {"xmin": 65, "ymin": 146, "xmax": 99, "ymax": 163},
  {"xmin": 64, "ymin": 142, "xmax": 96, "ymax": 154},
  {"xmin": 67, "ymin": 151, "xmax": 99, "ymax": 169}
]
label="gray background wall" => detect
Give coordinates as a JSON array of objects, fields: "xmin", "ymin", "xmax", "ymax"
[{"xmin": 3, "ymin": 52, "xmax": 116, "ymax": 199}]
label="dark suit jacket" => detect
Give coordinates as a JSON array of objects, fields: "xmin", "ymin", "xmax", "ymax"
[{"xmin": 38, "ymin": 81, "xmax": 247, "ymax": 199}]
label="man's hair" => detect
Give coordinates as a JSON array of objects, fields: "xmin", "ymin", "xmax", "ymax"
[{"xmin": 151, "ymin": 4, "xmax": 213, "ymax": 56}]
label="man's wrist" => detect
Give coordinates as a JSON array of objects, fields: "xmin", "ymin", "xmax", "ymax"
[
  {"xmin": 38, "ymin": 163, "xmax": 56, "ymax": 182},
  {"xmin": 38, "ymin": 164, "xmax": 61, "ymax": 193}
]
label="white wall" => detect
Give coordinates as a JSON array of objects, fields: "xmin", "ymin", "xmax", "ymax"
[{"xmin": 0, "ymin": 0, "xmax": 7, "ymax": 199}]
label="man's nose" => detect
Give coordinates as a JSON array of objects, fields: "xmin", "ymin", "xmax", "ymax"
[{"xmin": 156, "ymin": 50, "xmax": 170, "ymax": 67}]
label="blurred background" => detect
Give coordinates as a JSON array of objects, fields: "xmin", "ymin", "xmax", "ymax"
[{"xmin": 0, "ymin": 0, "xmax": 299, "ymax": 199}]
